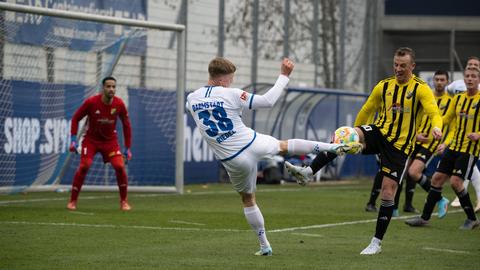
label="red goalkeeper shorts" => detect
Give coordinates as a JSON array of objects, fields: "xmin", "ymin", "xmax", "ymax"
[{"xmin": 80, "ymin": 137, "xmax": 122, "ymax": 163}]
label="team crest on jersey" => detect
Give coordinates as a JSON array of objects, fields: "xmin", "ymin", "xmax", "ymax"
[
  {"xmin": 111, "ymin": 108, "xmax": 117, "ymax": 115},
  {"xmin": 240, "ymin": 91, "xmax": 248, "ymax": 101},
  {"xmin": 406, "ymin": 91, "xmax": 414, "ymax": 99},
  {"xmin": 386, "ymin": 91, "xmax": 392, "ymax": 96}
]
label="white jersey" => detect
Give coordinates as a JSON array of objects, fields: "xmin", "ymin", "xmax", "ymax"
[{"xmin": 187, "ymin": 85, "xmax": 257, "ymax": 161}]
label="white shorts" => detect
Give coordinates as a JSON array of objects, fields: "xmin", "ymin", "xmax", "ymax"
[{"xmin": 221, "ymin": 133, "xmax": 280, "ymax": 193}]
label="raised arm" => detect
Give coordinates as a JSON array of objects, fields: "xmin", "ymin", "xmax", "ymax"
[{"xmin": 248, "ymin": 58, "xmax": 294, "ymax": 109}]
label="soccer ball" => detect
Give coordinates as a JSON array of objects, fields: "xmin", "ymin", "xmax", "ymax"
[{"xmin": 332, "ymin": 126, "xmax": 359, "ymax": 144}]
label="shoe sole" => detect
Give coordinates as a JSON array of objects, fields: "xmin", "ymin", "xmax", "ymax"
[{"xmin": 284, "ymin": 162, "xmax": 308, "ymax": 186}]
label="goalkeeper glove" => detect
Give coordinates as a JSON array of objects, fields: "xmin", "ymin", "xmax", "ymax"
[
  {"xmin": 124, "ymin": 148, "xmax": 132, "ymax": 164},
  {"xmin": 69, "ymin": 135, "xmax": 78, "ymax": 153}
]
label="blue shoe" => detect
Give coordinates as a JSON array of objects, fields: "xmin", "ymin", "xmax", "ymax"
[
  {"xmin": 254, "ymin": 246, "xmax": 272, "ymax": 256},
  {"xmin": 437, "ymin": 197, "xmax": 449, "ymax": 219},
  {"xmin": 392, "ymin": 209, "xmax": 400, "ymax": 217}
]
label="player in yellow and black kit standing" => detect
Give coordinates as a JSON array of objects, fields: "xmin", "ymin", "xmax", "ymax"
[
  {"xmin": 398, "ymin": 70, "xmax": 453, "ymax": 216},
  {"xmin": 285, "ymin": 47, "xmax": 443, "ymax": 255},
  {"xmin": 405, "ymin": 67, "xmax": 480, "ymax": 230}
]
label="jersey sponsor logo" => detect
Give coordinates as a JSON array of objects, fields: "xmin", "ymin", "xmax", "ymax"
[
  {"xmin": 111, "ymin": 108, "xmax": 117, "ymax": 115},
  {"xmin": 240, "ymin": 91, "xmax": 248, "ymax": 101},
  {"xmin": 388, "ymin": 103, "xmax": 410, "ymax": 113},
  {"xmin": 97, "ymin": 118, "xmax": 114, "ymax": 124},
  {"xmin": 95, "ymin": 110, "xmax": 100, "ymax": 114},
  {"xmin": 459, "ymin": 110, "xmax": 474, "ymax": 119}
]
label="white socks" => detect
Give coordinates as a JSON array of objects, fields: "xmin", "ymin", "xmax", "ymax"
[
  {"xmin": 469, "ymin": 166, "xmax": 480, "ymax": 200},
  {"xmin": 244, "ymin": 205, "xmax": 270, "ymax": 248},
  {"xmin": 287, "ymin": 139, "xmax": 333, "ymax": 155}
]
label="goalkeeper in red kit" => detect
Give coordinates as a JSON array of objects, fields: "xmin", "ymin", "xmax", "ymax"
[{"xmin": 67, "ymin": 76, "xmax": 132, "ymax": 211}]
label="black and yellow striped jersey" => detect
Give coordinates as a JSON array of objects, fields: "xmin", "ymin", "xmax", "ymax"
[
  {"xmin": 443, "ymin": 91, "xmax": 480, "ymax": 155},
  {"xmin": 416, "ymin": 92, "xmax": 452, "ymax": 152},
  {"xmin": 355, "ymin": 75, "xmax": 442, "ymax": 155}
]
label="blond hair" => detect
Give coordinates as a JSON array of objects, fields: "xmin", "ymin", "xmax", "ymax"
[
  {"xmin": 395, "ymin": 47, "xmax": 416, "ymax": 63},
  {"xmin": 208, "ymin": 57, "xmax": 236, "ymax": 79}
]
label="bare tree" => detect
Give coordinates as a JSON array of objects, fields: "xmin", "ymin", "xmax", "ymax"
[{"xmin": 223, "ymin": 0, "xmax": 366, "ymax": 89}]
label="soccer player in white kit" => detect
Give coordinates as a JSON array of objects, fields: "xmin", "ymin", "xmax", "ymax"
[
  {"xmin": 187, "ymin": 57, "xmax": 360, "ymax": 256},
  {"xmin": 446, "ymin": 56, "xmax": 480, "ymax": 212}
]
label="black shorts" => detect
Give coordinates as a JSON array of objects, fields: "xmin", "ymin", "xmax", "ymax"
[
  {"xmin": 436, "ymin": 149, "xmax": 479, "ymax": 180},
  {"xmin": 411, "ymin": 144, "xmax": 434, "ymax": 164},
  {"xmin": 358, "ymin": 124, "xmax": 408, "ymax": 182}
]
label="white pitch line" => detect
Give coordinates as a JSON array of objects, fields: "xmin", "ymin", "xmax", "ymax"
[
  {"xmin": 0, "ymin": 188, "xmax": 306, "ymax": 205},
  {"xmin": 0, "ymin": 210, "xmax": 465, "ymax": 234},
  {"xmin": 0, "ymin": 221, "xmax": 248, "ymax": 233},
  {"xmin": 68, "ymin": 211, "xmax": 95, "ymax": 216},
  {"xmin": 169, "ymin": 220, "xmax": 205, "ymax": 226},
  {"xmin": 270, "ymin": 209, "xmax": 464, "ymax": 233},
  {"xmin": 291, "ymin": 232, "xmax": 323, "ymax": 238},
  {"xmin": 0, "ymin": 185, "xmax": 361, "ymax": 206},
  {"xmin": 423, "ymin": 247, "xmax": 470, "ymax": 254}
]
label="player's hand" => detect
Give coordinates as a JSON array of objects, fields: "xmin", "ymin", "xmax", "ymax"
[
  {"xmin": 415, "ymin": 133, "xmax": 429, "ymax": 143},
  {"xmin": 124, "ymin": 148, "xmax": 132, "ymax": 164},
  {"xmin": 280, "ymin": 58, "xmax": 294, "ymax": 77},
  {"xmin": 467, "ymin": 132, "xmax": 480, "ymax": 141},
  {"xmin": 432, "ymin": 127, "xmax": 442, "ymax": 140},
  {"xmin": 69, "ymin": 135, "xmax": 78, "ymax": 154},
  {"xmin": 435, "ymin": 143, "xmax": 447, "ymax": 155}
]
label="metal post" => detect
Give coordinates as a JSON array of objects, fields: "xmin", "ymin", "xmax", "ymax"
[
  {"xmin": 218, "ymin": 0, "xmax": 225, "ymax": 57},
  {"xmin": 313, "ymin": 0, "xmax": 319, "ymax": 87},
  {"xmin": 338, "ymin": 0, "xmax": 346, "ymax": 89},
  {"xmin": 176, "ymin": 30, "xmax": 186, "ymax": 194},
  {"xmin": 46, "ymin": 47, "xmax": 54, "ymax": 83},
  {"xmin": 283, "ymin": 0, "xmax": 290, "ymax": 58},
  {"xmin": 251, "ymin": 0, "xmax": 259, "ymax": 129},
  {"xmin": 449, "ymin": 29, "xmax": 455, "ymax": 81},
  {"xmin": 251, "ymin": 0, "xmax": 259, "ymax": 87}
]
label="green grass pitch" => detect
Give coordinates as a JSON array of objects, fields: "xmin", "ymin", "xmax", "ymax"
[{"xmin": 1, "ymin": 180, "xmax": 479, "ymax": 269}]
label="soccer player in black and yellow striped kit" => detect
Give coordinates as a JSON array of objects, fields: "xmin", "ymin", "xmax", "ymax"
[
  {"xmin": 284, "ymin": 47, "xmax": 443, "ymax": 255},
  {"xmin": 400, "ymin": 70, "xmax": 453, "ymax": 214},
  {"xmin": 406, "ymin": 67, "xmax": 480, "ymax": 230}
]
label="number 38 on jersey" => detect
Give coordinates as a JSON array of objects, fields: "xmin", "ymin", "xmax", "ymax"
[{"xmin": 198, "ymin": 107, "xmax": 234, "ymax": 137}]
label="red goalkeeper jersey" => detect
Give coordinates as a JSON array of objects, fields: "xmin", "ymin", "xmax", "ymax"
[{"xmin": 71, "ymin": 95, "xmax": 132, "ymax": 148}]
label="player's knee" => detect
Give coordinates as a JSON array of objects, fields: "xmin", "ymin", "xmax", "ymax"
[
  {"xmin": 240, "ymin": 192, "xmax": 256, "ymax": 207},
  {"xmin": 278, "ymin": 140, "xmax": 288, "ymax": 154},
  {"xmin": 110, "ymin": 156, "xmax": 125, "ymax": 172},
  {"xmin": 450, "ymin": 177, "xmax": 464, "ymax": 192},
  {"xmin": 408, "ymin": 166, "xmax": 421, "ymax": 179}
]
